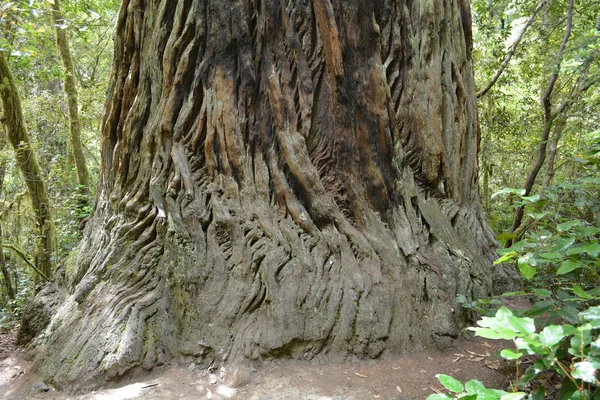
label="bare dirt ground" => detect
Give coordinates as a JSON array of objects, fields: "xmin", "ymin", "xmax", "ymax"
[{"xmin": 1, "ymin": 326, "xmax": 515, "ymax": 400}]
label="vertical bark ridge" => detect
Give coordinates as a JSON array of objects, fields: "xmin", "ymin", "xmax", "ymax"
[{"xmin": 26, "ymin": 0, "xmax": 496, "ymax": 390}]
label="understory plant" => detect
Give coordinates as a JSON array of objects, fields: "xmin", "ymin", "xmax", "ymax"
[{"xmin": 428, "ymin": 134, "xmax": 600, "ymax": 399}]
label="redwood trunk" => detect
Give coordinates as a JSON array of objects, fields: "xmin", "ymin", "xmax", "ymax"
[{"xmin": 28, "ymin": 0, "xmax": 496, "ymax": 389}]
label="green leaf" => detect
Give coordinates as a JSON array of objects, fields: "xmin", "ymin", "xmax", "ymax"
[
  {"xmin": 556, "ymin": 259, "xmax": 585, "ymax": 275},
  {"xmin": 567, "ymin": 242, "xmax": 600, "ymax": 257},
  {"xmin": 469, "ymin": 327, "xmax": 517, "ymax": 340},
  {"xmin": 529, "ymin": 387, "xmax": 545, "ymax": 400},
  {"xmin": 518, "ymin": 361, "xmax": 545, "ymax": 385},
  {"xmin": 528, "ymin": 212, "xmax": 549, "ymax": 220},
  {"xmin": 436, "ymin": 374, "xmax": 464, "ymax": 393},
  {"xmin": 465, "ymin": 379, "xmax": 502, "ymax": 400},
  {"xmin": 523, "ymin": 194, "xmax": 541, "ymax": 203},
  {"xmin": 494, "ymin": 251, "xmax": 517, "ymax": 265},
  {"xmin": 572, "ymin": 286, "xmax": 593, "ymax": 300},
  {"xmin": 507, "ymin": 315, "xmax": 536, "ymax": 335},
  {"xmin": 572, "ymin": 361, "xmax": 600, "ymax": 383},
  {"xmin": 525, "ymin": 301, "xmax": 554, "ymax": 317},
  {"xmin": 533, "ymin": 289, "xmax": 552, "ymax": 298},
  {"xmin": 539, "ymin": 325, "xmax": 566, "ymax": 347},
  {"xmin": 557, "ymin": 220, "xmax": 581, "ymax": 232},
  {"xmin": 580, "ymin": 306, "xmax": 600, "ymax": 322},
  {"xmin": 492, "ymin": 188, "xmax": 525, "ymax": 199},
  {"xmin": 518, "ymin": 256, "xmax": 536, "ymax": 279},
  {"xmin": 538, "ymin": 251, "xmax": 563, "ymax": 260},
  {"xmin": 426, "ymin": 394, "xmax": 453, "ymax": 400},
  {"xmin": 499, "ymin": 393, "xmax": 526, "ymax": 400},
  {"xmin": 500, "ymin": 349, "xmax": 522, "ymax": 360},
  {"xmin": 550, "ymin": 237, "xmax": 576, "ymax": 252}
]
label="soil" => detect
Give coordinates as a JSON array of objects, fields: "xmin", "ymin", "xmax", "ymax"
[{"xmin": 1, "ymin": 326, "xmax": 516, "ymax": 400}]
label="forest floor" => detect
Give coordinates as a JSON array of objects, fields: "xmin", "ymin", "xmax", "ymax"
[{"xmin": 0, "ymin": 325, "xmax": 517, "ymax": 400}]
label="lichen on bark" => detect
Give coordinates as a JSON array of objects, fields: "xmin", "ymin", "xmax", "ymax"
[{"xmin": 25, "ymin": 0, "xmax": 497, "ymax": 390}]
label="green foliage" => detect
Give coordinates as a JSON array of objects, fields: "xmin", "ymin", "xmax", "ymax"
[
  {"xmin": 433, "ymin": 133, "xmax": 600, "ymax": 399},
  {"xmin": 427, "ymin": 375, "xmax": 526, "ymax": 400},
  {"xmin": 0, "ymin": 0, "xmax": 117, "ymax": 312}
]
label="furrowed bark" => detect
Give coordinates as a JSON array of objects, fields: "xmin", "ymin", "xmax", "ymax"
[
  {"xmin": 0, "ymin": 52, "xmax": 55, "ymax": 280},
  {"xmin": 50, "ymin": 0, "xmax": 90, "ymax": 195},
  {"xmin": 26, "ymin": 0, "xmax": 497, "ymax": 391}
]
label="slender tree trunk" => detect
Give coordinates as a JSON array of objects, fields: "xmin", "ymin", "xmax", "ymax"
[
  {"xmin": 26, "ymin": 0, "xmax": 497, "ymax": 391},
  {"xmin": 509, "ymin": 0, "xmax": 574, "ymax": 242},
  {"xmin": 50, "ymin": 0, "xmax": 90, "ymax": 195},
  {"xmin": 0, "ymin": 131, "xmax": 15, "ymax": 299},
  {"xmin": 0, "ymin": 52, "xmax": 55, "ymax": 280},
  {"xmin": 542, "ymin": 116, "xmax": 566, "ymax": 189}
]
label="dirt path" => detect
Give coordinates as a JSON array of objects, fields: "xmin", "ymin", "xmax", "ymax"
[{"xmin": 1, "ymin": 327, "xmax": 513, "ymax": 400}]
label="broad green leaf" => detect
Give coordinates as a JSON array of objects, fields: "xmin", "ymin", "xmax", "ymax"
[
  {"xmin": 492, "ymin": 188, "xmax": 525, "ymax": 199},
  {"xmin": 539, "ymin": 325, "xmax": 566, "ymax": 347},
  {"xmin": 574, "ymin": 226, "xmax": 600, "ymax": 237},
  {"xmin": 557, "ymin": 220, "xmax": 581, "ymax": 232},
  {"xmin": 558, "ymin": 380, "xmax": 580, "ymax": 399},
  {"xmin": 591, "ymin": 337, "xmax": 600, "ymax": 356},
  {"xmin": 532, "ymin": 289, "xmax": 552, "ymax": 298},
  {"xmin": 436, "ymin": 374, "xmax": 464, "ymax": 393},
  {"xmin": 572, "ymin": 286, "xmax": 592, "ymax": 300},
  {"xmin": 529, "ymin": 387, "xmax": 545, "ymax": 400},
  {"xmin": 580, "ymin": 306, "xmax": 600, "ymax": 328},
  {"xmin": 494, "ymin": 251, "xmax": 517, "ymax": 265},
  {"xmin": 566, "ymin": 243, "xmax": 600, "ymax": 257},
  {"xmin": 518, "ymin": 361, "xmax": 544, "ymax": 385},
  {"xmin": 507, "ymin": 315, "xmax": 536, "ymax": 335},
  {"xmin": 426, "ymin": 395, "xmax": 452, "ymax": 400},
  {"xmin": 499, "ymin": 393, "xmax": 526, "ymax": 400},
  {"xmin": 525, "ymin": 301, "xmax": 553, "ymax": 317},
  {"xmin": 572, "ymin": 361, "xmax": 600, "ymax": 383},
  {"xmin": 556, "ymin": 259, "xmax": 585, "ymax": 275},
  {"xmin": 550, "ymin": 237, "xmax": 576, "ymax": 252},
  {"xmin": 528, "ymin": 212, "xmax": 548, "ymax": 220},
  {"xmin": 550, "ymin": 306, "xmax": 580, "ymax": 324},
  {"xmin": 500, "ymin": 349, "xmax": 522, "ymax": 360},
  {"xmin": 465, "ymin": 379, "xmax": 501, "ymax": 400},
  {"xmin": 538, "ymin": 251, "xmax": 563, "ymax": 260},
  {"xmin": 570, "ymin": 324, "xmax": 593, "ymax": 356},
  {"xmin": 523, "ymin": 194, "xmax": 540, "ymax": 203},
  {"xmin": 518, "ymin": 256, "xmax": 536, "ymax": 279},
  {"xmin": 470, "ymin": 327, "xmax": 517, "ymax": 340}
]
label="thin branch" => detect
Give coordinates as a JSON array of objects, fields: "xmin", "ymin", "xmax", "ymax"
[
  {"xmin": 3, "ymin": 243, "xmax": 50, "ymax": 281},
  {"xmin": 477, "ymin": 0, "xmax": 547, "ymax": 98}
]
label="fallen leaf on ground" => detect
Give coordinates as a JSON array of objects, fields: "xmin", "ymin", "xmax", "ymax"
[
  {"xmin": 396, "ymin": 386, "xmax": 402, "ymax": 393},
  {"xmin": 484, "ymin": 359, "xmax": 502, "ymax": 370},
  {"xmin": 466, "ymin": 349, "xmax": 489, "ymax": 358},
  {"xmin": 452, "ymin": 356, "xmax": 461, "ymax": 363},
  {"xmin": 355, "ymin": 372, "xmax": 368, "ymax": 378},
  {"xmin": 469, "ymin": 357, "xmax": 485, "ymax": 362}
]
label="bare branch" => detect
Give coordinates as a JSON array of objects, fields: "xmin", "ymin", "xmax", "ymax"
[
  {"xmin": 3, "ymin": 243, "xmax": 50, "ymax": 281},
  {"xmin": 477, "ymin": 0, "xmax": 547, "ymax": 98}
]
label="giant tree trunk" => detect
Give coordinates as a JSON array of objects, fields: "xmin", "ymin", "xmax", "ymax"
[{"xmin": 28, "ymin": 0, "xmax": 497, "ymax": 390}]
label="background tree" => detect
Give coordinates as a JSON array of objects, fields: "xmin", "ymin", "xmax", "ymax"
[
  {"xmin": 0, "ymin": 51, "xmax": 54, "ymax": 280},
  {"xmin": 472, "ymin": 0, "xmax": 600, "ymax": 236},
  {"xmin": 0, "ymin": 0, "xmax": 118, "ymax": 325},
  {"xmin": 23, "ymin": 0, "xmax": 500, "ymax": 390},
  {"xmin": 50, "ymin": 0, "xmax": 90, "ymax": 196}
]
